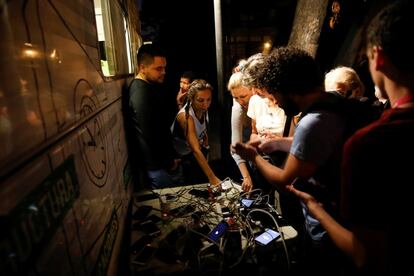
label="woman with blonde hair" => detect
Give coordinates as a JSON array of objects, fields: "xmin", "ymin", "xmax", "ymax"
[
  {"xmin": 228, "ymin": 53, "xmax": 268, "ymax": 192},
  {"xmin": 324, "ymin": 66, "xmax": 365, "ymax": 99},
  {"xmin": 228, "ymin": 70, "xmax": 254, "ymax": 192}
]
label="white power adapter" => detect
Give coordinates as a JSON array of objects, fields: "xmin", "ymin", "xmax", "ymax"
[{"xmin": 220, "ymin": 179, "xmax": 232, "ymax": 191}]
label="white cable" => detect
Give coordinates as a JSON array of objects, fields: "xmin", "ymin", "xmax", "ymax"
[{"xmin": 246, "ymin": 208, "xmax": 291, "ymax": 272}]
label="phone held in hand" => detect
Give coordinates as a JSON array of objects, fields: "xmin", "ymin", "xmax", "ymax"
[{"xmin": 255, "ymin": 228, "xmax": 281, "ymax": 245}]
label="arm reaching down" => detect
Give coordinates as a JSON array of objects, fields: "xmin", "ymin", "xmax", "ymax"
[{"xmin": 178, "ymin": 113, "xmax": 221, "ymax": 185}]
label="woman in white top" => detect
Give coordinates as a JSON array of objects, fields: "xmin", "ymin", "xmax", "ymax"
[
  {"xmin": 247, "ymin": 94, "xmax": 286, "ymax": 140},
  {"xmin": 240, "ymin": 55, "xmax": 288, "ymax": 208},
  {"xmin": 171, "ymin": 79, "xmax": 221, "ymax": 186},
  {"xmin": 228, "ymin": 53, "xmax": 287, "ymax": 193},
  {"xmin": 228, "ymin": 71, "xmax": 254, "ymax": 192}
]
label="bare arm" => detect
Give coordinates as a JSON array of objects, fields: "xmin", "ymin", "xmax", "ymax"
[
  {"xmin": 233, "ymin": 142, "xmax": 319, "ymax": 193},
  {"xmin": 230, "ymin": 102, "xmax": 252, "ymax": 191},
  {"xmin": 250, "ymin": 118, "xmax": 259, "ymax": 141},
  {"xmin": 256, "ymin": 151, "xmax": 318, "ymax": 192},
  {"xmin": 257, "ymin": 136, "xmax": 293, "ymax": 153},
  {"xmin": 238, "ymin": 162, "xmax": 253, "ymax": 192},
  {"xmin": 177, "ymin": 113, "xmax": 220, "ymax": 185},
  {"xmin": 176, "ymin": 88, "xmax": 187, "ymax": 109}
]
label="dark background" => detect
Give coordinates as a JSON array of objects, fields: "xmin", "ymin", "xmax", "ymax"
[
  {"xmin": 136, "ymin": 0, "xmax": 390, "ymax": 180},
  {"xmin": 137, "ymin": 0, "xmax": 298, "ymax": 180},
  {"xmin": 139, "ymin": 0, "xmax": 217, "ymax": 119}
]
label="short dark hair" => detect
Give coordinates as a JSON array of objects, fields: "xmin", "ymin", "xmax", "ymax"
[
  {"xmin": 257, "ymin": 47, "xmax": 323, "ymax": 96},
  {"xmin": 181, "ymin": 71, "xmax": 195, "ymax": 82},
  {"xmin": 366, "ymin": 0, "xmax": 413, "ymax": 72},
  {"xmin": 137, "ymin": 43, "xmax": 166, "ymax": 66}
]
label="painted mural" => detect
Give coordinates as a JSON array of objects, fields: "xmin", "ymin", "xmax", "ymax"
[{"xmin": 0, "ymin": 0, "xmax": 140, "ymax": 275}]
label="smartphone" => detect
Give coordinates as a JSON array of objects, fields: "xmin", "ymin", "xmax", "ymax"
[
  {"xmin": 170, "ymin": 204, "xmax": 196, "ymax": 217},
  {"xmin": 131, "ymin": 235, "xmax": 153, "ymax": 254},
  {"xmin": 208, "ymin": 221, "xmax": 228, "ymax": 242},
  {"xmin": 221, "ymin": 206, "xmax": 230, "ymax": 214},
  {"xmin": 147, "ymin": 214, "xmax": 162, "ymax": 223},
  {"xmin": 132, "ymin": 245, "xmax": 156, "ymax": 266},
  {"xmin": 140, "ymin": 220, "xmax": 161, "ymax": 237},
  {"xmin": 241, "ymin": 199, "xmax": 254, "ymax": 208},
  {"xmin": 188, "ymin": 188, "xmax": 209, "ymax": 199},
  {"xmin": 255, "ymin": 228, "xmax": 280, "ymax": 245},
  {"xmin": 133, "ymin": 205, "xmax": 152, "ymax": 221}
]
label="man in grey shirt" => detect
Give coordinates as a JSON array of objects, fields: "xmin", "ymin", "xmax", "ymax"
[{"xmin": 232, "ymin": 47, "xmax": 348, "ymax": 276}]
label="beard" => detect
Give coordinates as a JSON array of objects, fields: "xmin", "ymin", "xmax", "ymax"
[{"xmin": 279, "ymin": 96, "xmax": 300, "ymax": 117}]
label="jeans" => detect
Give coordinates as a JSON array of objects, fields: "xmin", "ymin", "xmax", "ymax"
[{"xmin": 147, "ymin": 165, "xmax": 184, "ymax": 189}]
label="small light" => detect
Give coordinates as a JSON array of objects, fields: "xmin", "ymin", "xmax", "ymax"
[
  {"xmin": 50, "ymin": 49, "xmax": 57, "ymax": 59},
  {"xmin": 22, "ymin": 43, "xmax": 40, "ymax": 59},
  {"xmin": 23, "ymin": 49, "xmax": 38, "ymax": 58},
  {"xmin": 28, "ymin": 204, "xmax": 38, "ymax": 212}
]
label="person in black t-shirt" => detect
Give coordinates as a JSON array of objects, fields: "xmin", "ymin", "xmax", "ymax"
[{"xmin": 128, "ymin": 43, "xmax": 183, "ymax": 188}]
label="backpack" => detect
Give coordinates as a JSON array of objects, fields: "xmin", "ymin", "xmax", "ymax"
[
  {"xmin": 295, "ymin": 92, "xmax": 382, "ymax": 213},
  {"xmin": 301, "ymin": 92, "xmax": 381, "ymax": 141}
]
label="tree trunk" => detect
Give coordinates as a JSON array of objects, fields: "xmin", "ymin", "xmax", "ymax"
[{"xmin": 288, "ymin": 0, "xmax": 329, "ymax": 57}]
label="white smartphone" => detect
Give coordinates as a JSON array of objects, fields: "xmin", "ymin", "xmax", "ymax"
[
  {"xmin": 255, "ymin": 228, "xmax": 281, "ymax": 245},
  {"xmin": 241, "ymin": 198, "xmax": 254, "ymax": 208},
  {"xmin": 221, "ymin": 179, "xmax": 233, "ymax": 190}
]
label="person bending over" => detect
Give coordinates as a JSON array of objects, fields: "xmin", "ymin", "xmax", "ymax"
[{"xmin": 171, "ymin": 79, "xmax": 221, "ymax": 186}]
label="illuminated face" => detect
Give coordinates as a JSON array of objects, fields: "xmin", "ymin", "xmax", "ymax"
[
  {"xmin": 142, "ymin": 56, "xmax": 166, "ymax": 84},
  {"xmin": 180, "ymin": 77, "xmax": 191, "ymax": 92},
  {"xmin": 231, "ymin": 86, "xmax": 253, "ymax": 108},
  {"xmin": 192, "ymin": 89, "xmax": 212, "ymax": 113}
]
